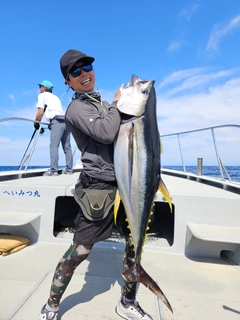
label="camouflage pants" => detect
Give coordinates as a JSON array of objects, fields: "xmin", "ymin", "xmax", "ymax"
[
  {"xmin": 48, "ymin": 238, "xmax": 136, "ymax": 308},
  {"xmin": 48, "ymin": 242, "xmax": 92, "ymax": 307}
]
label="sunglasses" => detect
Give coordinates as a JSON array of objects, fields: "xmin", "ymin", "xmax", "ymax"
[{"xmin": 69, "ymin": 64, "xmax": 93, "ymax": 78}]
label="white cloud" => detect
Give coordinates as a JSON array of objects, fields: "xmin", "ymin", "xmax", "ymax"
[
  {"xmin": 0, "ymin": 107, "xmax": 40, "ymax": 128},
  {"xmin": 206, "ymin": 15, "xmax": 240, "ymax": 52},
  {"xmin": 15, "ymin": 107, "xmax": 37, "ymax": 121},
  {"xmin": 179, "ymin": 3, "xmax": 200, "ymax": 21},
  {"xmin": 157, "ymin": 76, "xmax": 240, "ymax": 130},
  {"xmin": 0, "ymin": 136, "xmax": 11, "ymax": 143},
  {"xmin": 8, "ymin": 94, "xmax": 15, "ymax": 102},
  {"xmin": 22, "ymin": 89, "xmax": 37, "ymax": 97},
  {"xmin": 166, "ymin": 3, "xmax": 200, "ymax": 55},
  {"xmin": 156, "ymin": 68, "xmax": 240, "ymax": 165},
  {"xmin": 158, "ymin": 67, "xmax": 240, "ymax": 97},
  {"xmin": 166, "ymin": 41, "xmax": 182, "ymax": 53},
  {"xmin": 158, "ymin": 68, "xmax": 204, "ymax": 89}
]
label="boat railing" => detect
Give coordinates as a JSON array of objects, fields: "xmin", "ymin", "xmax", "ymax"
[
  {"xmin": 0, "ymin": 117, "xmax": 79, "ymax": 172},
  {"xmin": 0, "ymin": 117, "xmax": 50, "ymax": 171},
  {"xmin": 1, "ymin": 117, "xmax": 239, "ymax": 181},
  {"xmin": 160, "ymin": 124, "xmax": 240, "ymax": 182}
]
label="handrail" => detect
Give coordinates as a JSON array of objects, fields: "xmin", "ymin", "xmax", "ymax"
[
  {"xmin": 1, "ymin": 118, "xmax": 239, "ymax": 180},
  {"xmin": 161, "ymin": 124, "xmax": 240, "ymax": 137},
  {"xmin": 0, "ymin": 117, "xmax": 78, "ymax": 171},
  {"xmin": 161, "ymin": 124, "xmax": 240, "ymax": 181},
  {"xmin": 0, "ymin": 117, "xmax": 49, "ymax": 171},
  {"xmin": 0, "ymin": 117, "xmax": 49, "ymax": 126}
]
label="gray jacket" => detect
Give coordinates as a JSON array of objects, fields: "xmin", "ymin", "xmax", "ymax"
[{"xmin": 65, "ymin": 92, "xmax": 121, "ymax": 181}]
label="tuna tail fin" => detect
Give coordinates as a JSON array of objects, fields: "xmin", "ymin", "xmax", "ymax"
[
  {"xmin": 158, "ymin": 178, "xmax": 172, "ymax": 212},
  {"xmin": 114, "ymin": 189, "xmax": 121, "ymax": 224},
  {"xmin": 122, "ymin": 263, "xmax": 173, "ymax": 313}
]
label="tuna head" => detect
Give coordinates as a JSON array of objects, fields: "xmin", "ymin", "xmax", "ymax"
[{"xmin": 117, "ymin": 74, "xmax": 155, "ymax": 117}]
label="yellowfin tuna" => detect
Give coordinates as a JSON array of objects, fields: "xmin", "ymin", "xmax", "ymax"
[{"xmin": 114, "ymin": 74, "xmax": 173, "ymax": 313}]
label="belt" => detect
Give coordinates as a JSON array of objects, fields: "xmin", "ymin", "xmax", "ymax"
[
  {"xmin": 80, "ymin": 171, "xmax": 116, "ymax": 186},
  {"xmin": 51, "ymin": 115, "xmax": 65, "ymax": 122},
  {"xmin": 87, "ymin": 176, "xmax": 102, "ymax": 183}
]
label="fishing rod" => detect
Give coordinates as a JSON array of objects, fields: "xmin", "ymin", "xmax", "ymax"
[
  {"xmin": 0, "ymin": 117, "xmax": 48, "ymax": 170},
  {"xmin": 0, "ymin": 114, "xmax": 49, "ymax": 170},
  {"xmin": 18, "ymin": 129, "xmax": 37, "ymax": 170},
  {"xmin": 17, "ymin": 109, "xmax": 49, "ymax": 170},
  {"xmin": 18, "ymin": 125, "xmax": 46, "ymax": 171}
]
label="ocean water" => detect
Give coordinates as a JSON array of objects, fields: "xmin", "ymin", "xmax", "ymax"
[
  {"xmin": 0, "ymin": 166, "xmax": 64, "ymax": 171},
  {"xmin": 1, "ymin": 165, "xmax": 240, "ymax": 182},
  {"xmin": 0, "ymin": 166, "xmax": 48, "ymax": 171},
  {"xmin": 163, "ymin": 165, "xmax": 240, "ymax": 182}
]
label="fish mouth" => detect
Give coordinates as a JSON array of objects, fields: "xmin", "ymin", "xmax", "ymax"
[
  {"xmin": 120, "ymin": 112, "xmax": 137, "ymax": 121},
  {"xmin": 128, "ymin": 75, "xmax": 154, "ymax": 95},
  {"xmin": 117, "ymin": 75, "xmax": 154, "ymax": 117}
]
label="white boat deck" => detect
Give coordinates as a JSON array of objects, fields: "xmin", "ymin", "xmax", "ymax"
[
  {"xmin": 1, "ymin": 170, "xmax": 240, "ymax": 319},
  {"xmin": 1, "ymin": 242, "xmax": 240, "ymax": 320}
]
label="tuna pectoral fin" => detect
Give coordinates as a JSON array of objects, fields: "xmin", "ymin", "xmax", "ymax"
[
  {"xmin": 113, "ymin": 189, "xmax": 121, "ymax": 224},
  {"xmin": 122, "ymin": 264, "xmax": 173, "ymax": 313},
  {"xmin": 158, "ymin": 178, "xmax": 172, "ymax": 212}
]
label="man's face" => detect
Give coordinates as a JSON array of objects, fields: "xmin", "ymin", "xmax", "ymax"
[
  {"xmin": 66, "ymin": 62, "xmax": 96, "ymax": 92},
  {"xmin": 39, "ymin": 85, "xmax": 46, "ymax": 93}
]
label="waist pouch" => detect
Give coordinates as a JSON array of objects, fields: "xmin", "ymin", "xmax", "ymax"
[
  {"xmin": 73, "ymin": 181, "xmax": 116, "ymax": 221},
  {"xmin": 54, "ymin": 115, "xmax": 65, "ymax": 121}
]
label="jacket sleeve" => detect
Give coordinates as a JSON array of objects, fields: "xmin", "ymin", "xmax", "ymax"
[{"xmin": 66, "ymin": 100, "xmax": 121, "ymax": 144}]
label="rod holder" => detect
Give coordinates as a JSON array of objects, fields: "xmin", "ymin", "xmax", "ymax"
[{"xmin": 197, "ymin": 158, "xmax": 203, "ymax": 176}]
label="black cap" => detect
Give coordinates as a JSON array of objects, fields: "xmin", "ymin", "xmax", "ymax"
[{"xmin": 60, "ymin": 49, "xmax": 95, "ymax": 79}]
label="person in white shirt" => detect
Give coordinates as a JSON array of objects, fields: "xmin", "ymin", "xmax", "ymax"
[{"xmin": 34, "ymin": 80, "xmax": 73, "ymax": 176}]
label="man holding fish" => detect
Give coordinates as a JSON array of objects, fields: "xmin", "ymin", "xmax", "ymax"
[{"xmin": 38, "ymin": 49, "xmax": 172, "ymax": 320}]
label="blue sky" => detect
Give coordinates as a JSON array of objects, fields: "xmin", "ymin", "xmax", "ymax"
[{"xmin": 1, "ymin": 0, "xmax": 240, "ymax": 167}]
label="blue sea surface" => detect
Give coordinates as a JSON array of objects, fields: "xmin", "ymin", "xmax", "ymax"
[
  {"xmin": 1, "ymin": 165, "xmax": 240, "ymax": 182},
  {"xmin": 0, "ymin": 166, "xmax": 47, "ymax": 171},
  {"xmin": 163, "ymin": 166, "xmax": 240, "ymax": 182},
  {"xmin": 0, "ymin": 166, "xmax": 65, "ymax": 172}
]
